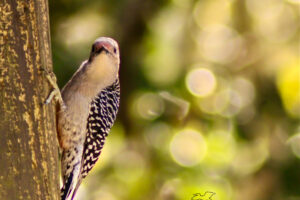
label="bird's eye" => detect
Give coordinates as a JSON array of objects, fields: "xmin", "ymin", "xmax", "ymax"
[
  {"xmin": 96, "ymin": 48, "xmax": 102, "ymax": 54},
  {"xmin": 113, "ymin": 47, "xmax": 117, "ymax": 54}
]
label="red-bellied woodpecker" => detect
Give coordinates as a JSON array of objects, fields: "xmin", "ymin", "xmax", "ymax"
[{"xmin": 46, "ymin": 37, "xmax": 120, "ymax": 200}]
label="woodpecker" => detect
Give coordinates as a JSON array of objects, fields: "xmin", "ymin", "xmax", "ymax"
[{"xmin": 46, "ymin": 37, "xmax": 120, "ymax": 200}]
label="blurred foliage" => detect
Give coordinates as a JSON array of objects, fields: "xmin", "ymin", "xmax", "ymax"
[{"xmin": 49, "ymin": 0, "xmax": 300, "ymax": 199}]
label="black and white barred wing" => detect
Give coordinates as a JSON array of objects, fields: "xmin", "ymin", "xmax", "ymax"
[{"xmin": 81, "ymin": 80, "xmax": 120, "ymax": 179}]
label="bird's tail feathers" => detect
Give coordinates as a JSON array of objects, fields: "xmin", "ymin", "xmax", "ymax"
[
  {"xmin": 70, "ymin": 178, "xmax": 83, "ymax": 200},
  {"xmin": 61, "ymin": 158, "xmax": 81, "ymax": 200},
  {"xmin": 61, "ymin": 171, "xmax": 82, "ymax": 200},
  {"xmin": 61, "ymin": 171, "xmax": 74, "ymax": 200}
]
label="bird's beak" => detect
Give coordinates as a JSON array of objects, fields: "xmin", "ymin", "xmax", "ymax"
[
  {"xmin": 94, "ymin": 41, "xmax": 112, "ymax": 53},
  {"xmin": 89, "ymin": 40, "xmax": 114, "ymax": 62}
]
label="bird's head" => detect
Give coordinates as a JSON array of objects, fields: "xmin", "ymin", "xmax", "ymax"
[{"xmin": 86, "ymin": 37, "xmax": 120, "ymax": 87}]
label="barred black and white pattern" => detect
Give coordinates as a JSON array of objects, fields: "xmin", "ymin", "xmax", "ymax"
[{"xmin": 80, "ymin": 79, "xmax": 120, "ymax": 178}]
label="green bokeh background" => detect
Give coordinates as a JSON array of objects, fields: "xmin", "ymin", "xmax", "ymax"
[{"xmin": 49, "ymin": 0, "xmax": 300, "ymax": 199}]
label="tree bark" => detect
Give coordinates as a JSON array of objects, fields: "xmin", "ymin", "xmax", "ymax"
[{"xmin": 0, "ymin": 0, "xmax": 59, "ymax": 199}]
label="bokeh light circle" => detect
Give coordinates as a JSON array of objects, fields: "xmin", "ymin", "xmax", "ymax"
[
  {"xmin": 114, "ymin": 150, "xmax": 145, "ymax": 183},
  {"xmin": 288, "ymin": 133, "xmax": 300, "ymax": 159},
  {"xmin": 186, "ymin": 68, "xmax": 217, "ymax": 97},
  {"xmin": 170, "ymin": 129, "xmax": 207, "ymax": 167},
  {"xmin": 136, "ymin": 92, "xmax": 164, "ymax": 120},
  {"xmin": 195, "ymin": 25, "xmax": 243, "ymax": 64}
]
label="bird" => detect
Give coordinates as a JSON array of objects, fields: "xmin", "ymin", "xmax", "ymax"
[{"xmin": 45, "ymin": 37, "xmax": 120, "ymax": 200}]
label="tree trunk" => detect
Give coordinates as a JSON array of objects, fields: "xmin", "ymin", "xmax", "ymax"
[{"xmin": 0, "ymin": 0, "xmax": 59, "ymax": 199}]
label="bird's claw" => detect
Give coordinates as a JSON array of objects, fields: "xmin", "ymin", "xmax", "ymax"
[
  {"xmin": 42, "ymin": 66, "xmax": 64, "ymax": 106},
  {"xmin": 45, "ymin": 88, "xmax": 59, "ymax": 105}
]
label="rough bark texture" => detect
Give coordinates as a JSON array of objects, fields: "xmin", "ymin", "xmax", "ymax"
[{"xmin": 0, "ymin": 0, "xmax": 59, "ymax": 200}]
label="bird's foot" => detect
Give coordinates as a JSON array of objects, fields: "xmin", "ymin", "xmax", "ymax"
[
  {"xmin": 41, "ymin": 67, "xmax": 64, "ymax": 107},
  {"xmin": 45, "ymin": 85, "xmax": 62, "ymax": 105}
]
